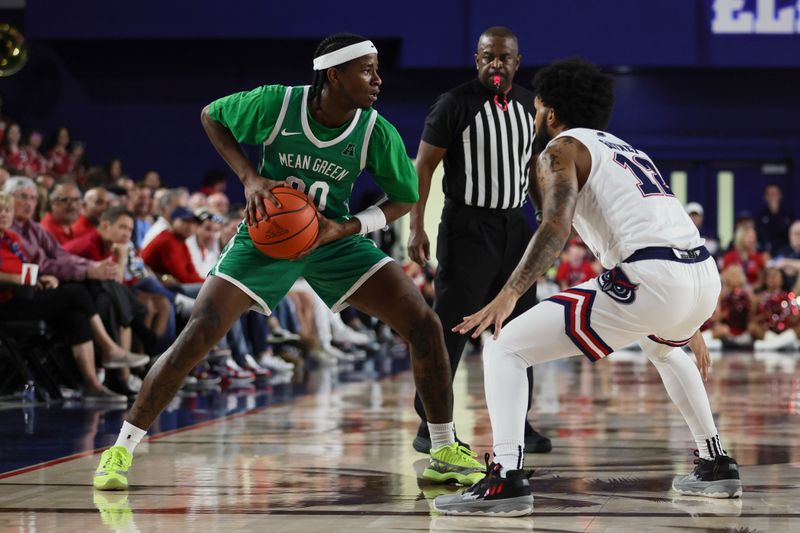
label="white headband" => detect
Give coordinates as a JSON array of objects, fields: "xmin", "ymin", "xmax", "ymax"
[{"xmin": 313, "ymin": 40, "xmax": 378, "ymax": 71}]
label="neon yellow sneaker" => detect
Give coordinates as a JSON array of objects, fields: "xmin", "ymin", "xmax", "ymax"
[
  {"xmin": 423, "ymin": 443, "xmax": 486, "ymax": 486},
  {"xmin": 93, "ymin": 446, "xmax": 132, "ymax": 490}
]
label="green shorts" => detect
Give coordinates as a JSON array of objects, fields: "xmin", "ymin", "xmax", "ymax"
[{"xmin": 209, "ymin": 221, "xmax": 393, "ymax": 315}]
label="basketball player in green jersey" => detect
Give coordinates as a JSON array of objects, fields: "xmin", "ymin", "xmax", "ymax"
[{"xmin": 94, "ymin": 33, "xmax": 485, "ymax": 491}]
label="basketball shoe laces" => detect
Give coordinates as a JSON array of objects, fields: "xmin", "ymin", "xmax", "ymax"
[
  {"xmin": 101, "ymin": 448, "xmax": 128, "ymax": 472},
  {"xmin": 463, "ymin": 453, "xmax": 503, "ymax": 496}
]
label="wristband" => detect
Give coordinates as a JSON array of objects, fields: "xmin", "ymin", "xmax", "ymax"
[{"xmin": 354, "ymin": 205, "xmax": 387, "ymax": 235}]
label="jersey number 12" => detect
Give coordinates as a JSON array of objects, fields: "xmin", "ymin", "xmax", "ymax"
[{"xmin": 613, "ymin": 153, "xmax": 674, "ymax": 197}]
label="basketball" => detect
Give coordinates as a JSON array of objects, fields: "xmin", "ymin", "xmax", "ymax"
[{"xmin": 247, "ymin": 186, "xmax": 319, "ymax": 260}]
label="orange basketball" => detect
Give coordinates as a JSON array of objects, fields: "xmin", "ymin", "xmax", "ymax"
[{"xmin": 247, "ymin": 187, "xmax": 319, "ymax": 260}]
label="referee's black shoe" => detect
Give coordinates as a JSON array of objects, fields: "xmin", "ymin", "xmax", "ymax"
[
  {"xmin": 524, "ymin": 423, "xmax": 552, "ymax": 454},
  {"xmin": 413, "ymin": 421, "xmax": 471, "ymax": 453}
]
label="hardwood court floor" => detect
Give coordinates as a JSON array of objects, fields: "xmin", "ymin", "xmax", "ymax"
[{"xmin": 0, "ymin": 348, "xmax": 798, "ymax": 532}]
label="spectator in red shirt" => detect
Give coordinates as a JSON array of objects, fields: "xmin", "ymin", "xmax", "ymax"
[
  {"xmin": 23, "ymin": 130, "xmax": 50, "ymax": 176},
  {"xmin": 72, "ymin": 187, "xmax": 110, "ymax": 240},
  {"xmin": 6, "ymin": 177, "xmax": 153, "ymax": 365},
  {"xmin": 65, "ymin": 205, "xmax": 133, "ymax": 263},
  {"xmin": 41, "ymin": 180, "xmax": 83, "ymax": 245},
  {"xmin": 749, "ymin": 267, "xmax": 800, "ymax": 350},
  {"xmin": 556, "ymin": 240, "xmax": 598, "ymax": 290},
  {"xmin": 1, "ymin": 123, "xmax": 28, "ymax": 173},
  {"xmin": 66, "ymin": 206, "xmax": 174, "ymax": 347},
  {"xmin": 722, "ymin": 225, "xmax": 766, "ymax": 287},
  {"xmin": 46, "ymin": 127, "xmax": 76, "ymax": 177},
  {"xmin": 6, "ymin": 177, "xmax": 117, "ymax": 282},
  {"xmin": 141, "ymin": 206, "xmax": 204, "ymax": 284},
  {"xmin": 0, "ymin": 190, "xmax": 145, "ymax": 400}
]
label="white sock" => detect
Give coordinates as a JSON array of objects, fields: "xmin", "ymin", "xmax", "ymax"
[
  {"xmin": 483, "ymin": 338, "xmax": 529, "ymax": 477},
  {"xmin": 114, "ymin": 421, "xmax": 147, "ymax": 454},
  {"xmin": 642, "ymin": 342, "xmax": 724, "ymax": 460},
  {"xmin": 493, "ymin": 443, "xmax": 523, "ymax": 477},
  {"xmin": 427, "ymin": 421, "xmax": 455, "ymax": 450},
  {"xmin": 700, "ymin": 434, "xmax": 727, "ymax": 460}
]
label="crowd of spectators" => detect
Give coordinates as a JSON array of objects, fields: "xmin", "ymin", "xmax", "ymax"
[
  {"xmin": 2, "ymin": 118, "xmax": 795, "ymax": 403},
  {"xmin": 0, "ymin": 122, "xmax": 385, "ymax": 404}
]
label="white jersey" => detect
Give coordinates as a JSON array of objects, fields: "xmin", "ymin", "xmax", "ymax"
[{"xmin": 549, "ymin": 128, "xmax": 703, "ymax": 269}]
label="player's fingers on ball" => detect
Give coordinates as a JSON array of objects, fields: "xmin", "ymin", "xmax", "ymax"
[
  {"xmin": 265, "ymin": 190, "xmax": 281, "ymax": 208},
  {"xmin": 245, "ymin": 203, "xmax": 255, "ymax": 226}
]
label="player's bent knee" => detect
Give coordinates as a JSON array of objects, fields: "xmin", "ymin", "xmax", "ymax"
[
  {"xmin": 405, "ymin": 307, "xmax": 443, "ymax": 347},
  {"xmin": 483, "ymin": 336, "xmax": 525, "ymax": 366}
]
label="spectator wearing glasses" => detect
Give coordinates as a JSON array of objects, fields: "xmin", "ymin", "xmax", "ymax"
[
  {"xmin": 0, "ymin": 191, "xmax": 128, "ymax": 402},
  {"xmin": 1, "ymin": 185, "xmax": 148, "ymax": 369},
  {"xmin": 40, "ymin": 180, "xmax": 83, "ymax": 245}
]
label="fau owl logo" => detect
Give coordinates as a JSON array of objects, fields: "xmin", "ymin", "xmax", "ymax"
[{"xmin": 712, "ymin": 0, "xmax": 800, "ymax": 34}]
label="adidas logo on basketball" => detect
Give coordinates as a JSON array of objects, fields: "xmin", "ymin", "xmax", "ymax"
[{"xmin": 263, "ymin": 222, "xmax": 291, "ymax": 239}]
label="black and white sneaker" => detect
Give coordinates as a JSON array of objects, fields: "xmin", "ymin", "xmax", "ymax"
[
  {"xmin": 433, "ymin": 455, "xmax": 533, "ymax": 516},
  {"xmin": 672, "ymin": 450, "xmax": 743, "ymax": 498}
]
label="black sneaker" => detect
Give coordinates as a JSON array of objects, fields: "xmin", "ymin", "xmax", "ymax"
[
  {"xmin": 524, "ymin": 424, "xmax": 552, "ymax": 454},
  {"xmin": 413, "ymin": 422, "xmax": 471, "ymax": 454},
  {"xmin": 433, "ymin": 454, "xmax": 533, "ymax": 516},
  {"xmin": 672, "ymin": 450, "xmax": 743, "ymax": 498}
]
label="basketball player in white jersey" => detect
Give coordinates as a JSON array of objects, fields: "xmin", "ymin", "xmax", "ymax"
[{"xmin": 434, "ymin": 58, "xmax": 742, "ymax": 517}]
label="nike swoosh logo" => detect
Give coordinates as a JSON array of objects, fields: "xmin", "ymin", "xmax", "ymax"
[{"xmin": 280, "ymin": 129, "xmax": 302, "ymax": 136}]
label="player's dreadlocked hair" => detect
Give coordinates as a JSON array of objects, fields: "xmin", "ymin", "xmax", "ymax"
[
  {"xmin": 532, "ymin": 57, "xmax": 614, "ymax": 130},
  {"xmin": 308, "ymin": 33, "xmax": 370, "ymax": 109}
]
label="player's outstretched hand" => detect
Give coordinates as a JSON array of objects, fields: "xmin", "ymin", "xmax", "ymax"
[
  {"xmin": 243, "ymin": 174, "xmax": 286, "ymax": 226},
  {"xmin": 453, "ymin": 289, "xmax": 518, "ymax": 340},
  {"xmin": 687, "ymin": 329, "xmax": 711, "ymax": 381}
]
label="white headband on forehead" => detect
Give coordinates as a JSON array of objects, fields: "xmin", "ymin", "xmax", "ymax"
[{"xmin": 313, "ymin": 40, "xmax": 378, "ymax": 71}]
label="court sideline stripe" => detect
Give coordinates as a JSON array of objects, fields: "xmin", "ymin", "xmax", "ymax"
[{"xmin": 0, "ymin": 366, "xmax": 407, "ymax": 480}]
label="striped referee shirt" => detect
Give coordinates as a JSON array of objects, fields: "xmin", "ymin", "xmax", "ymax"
[{"xmin": 421, "ymin": 79, "xmax": 535, "ymax": 210}]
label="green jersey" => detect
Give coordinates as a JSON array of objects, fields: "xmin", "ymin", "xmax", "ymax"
[{"xmin": 207, "ymin": 84, "xmax": 418, "ymax": 219}]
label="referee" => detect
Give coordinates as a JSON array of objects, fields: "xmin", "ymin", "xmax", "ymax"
[{"xmin": 408, "ymin": 27, "xmax": 551, "ymax": 454}]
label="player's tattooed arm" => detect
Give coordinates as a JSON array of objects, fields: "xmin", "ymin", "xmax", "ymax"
[
  {"xmin": 452, "ymin": 137, "xmax": 580, "ymax": 339},
  {"xmin": 527, "ymin": 159, "xmax": 544, "ymax": 224},
  {"xmin": 504, "ymin": 137, "xmax": 579, "ymax": 296}
]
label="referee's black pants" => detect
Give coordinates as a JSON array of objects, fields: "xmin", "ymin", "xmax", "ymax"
[{"xmin": 414, "ymin": 199, "xmax": 537, "ymax": 429}]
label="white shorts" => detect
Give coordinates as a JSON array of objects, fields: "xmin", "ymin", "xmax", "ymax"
[{"xmin": 494, "ymin": 252, "xmax": 721, "ymax": 365}]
